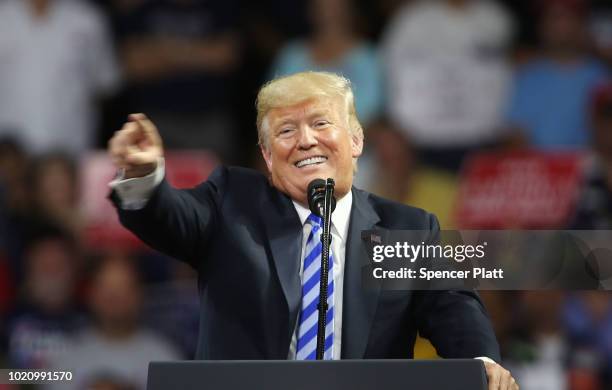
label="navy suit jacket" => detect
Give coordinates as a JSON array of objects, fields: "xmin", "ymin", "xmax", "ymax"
[{"xmin": 110, "ymin": 166, "xmax": 500, "ymax": 361}]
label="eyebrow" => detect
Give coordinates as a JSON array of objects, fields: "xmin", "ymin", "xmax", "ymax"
[{"xmin": 271, "ymin": 108, "xmax": 333, "ymax": 128}]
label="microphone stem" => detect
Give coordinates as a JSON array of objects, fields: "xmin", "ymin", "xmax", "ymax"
[{"xmin": 316, "ymin": 178, "xmax": 334, "ymax": 360}]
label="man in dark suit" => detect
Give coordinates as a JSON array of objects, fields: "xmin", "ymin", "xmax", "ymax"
[{"xmin": 108, "ymin": 72, "xmax": 518, "ymax": 389}]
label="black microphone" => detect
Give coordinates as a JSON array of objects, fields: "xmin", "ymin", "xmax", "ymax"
[
  {"xmin": 306, "ymin": 178, "xmax": 336, "ymax": 360},
  {"xmin": 307, "ymin": 179, "xmax": 336, "ymax": 217}
]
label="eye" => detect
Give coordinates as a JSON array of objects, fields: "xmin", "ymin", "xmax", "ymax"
[
  {"xmin": 314, "ymin": 120, "xmax": 330, "ymax": 127},
  {"xmin": 277, "ymin": 128, "xmax": 294, "ymax": 137}
]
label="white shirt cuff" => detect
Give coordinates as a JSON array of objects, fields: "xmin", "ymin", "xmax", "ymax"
[
  {"xmin": 109, "ymin": 158, "xmax": 165, "ymax": 210},
  {"xmin": 474, "ymin": 356, "xmax": 496, "ymax": 364}
]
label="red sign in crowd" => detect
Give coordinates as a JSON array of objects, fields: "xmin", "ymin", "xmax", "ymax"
[
  {"xmin": 80, "ymin": 151, "xmax": 218, "ymax": 249},
  {"xmin": 456, "ymin": 151, "xmax": 585, "ymax": 229}
]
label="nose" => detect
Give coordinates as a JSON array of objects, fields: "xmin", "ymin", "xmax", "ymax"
[{"xmin": 297, "ymin": 125, "xmax": 318, "ymax": 150}]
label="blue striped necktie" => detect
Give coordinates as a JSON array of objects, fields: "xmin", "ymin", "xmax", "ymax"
[{"xmin": 296, "ymin": 213, "xmax": 334, "ymax": 360}]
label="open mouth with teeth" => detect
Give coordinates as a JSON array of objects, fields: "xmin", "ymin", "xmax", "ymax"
[{"xmin": 295, "ymin": 156, "xmax": 328, "ymax": 168}]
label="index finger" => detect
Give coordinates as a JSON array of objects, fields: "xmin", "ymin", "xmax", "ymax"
[{"xmin": 128, "ymin": 113, "xmax": 161, "ymax": 144}]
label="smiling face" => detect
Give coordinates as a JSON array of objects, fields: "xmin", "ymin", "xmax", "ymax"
[{"xmin": 260, "ymin": 96, "xmax": 363, "ymax": 205}]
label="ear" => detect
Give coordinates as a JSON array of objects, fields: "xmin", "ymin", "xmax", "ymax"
[
  {"xmin": 351, "ymin": 132, "xmax": 364, "ymax": 158},
  {"xmin": 260, "ymin": 144, "xmax": 273, "ymax": 172}
]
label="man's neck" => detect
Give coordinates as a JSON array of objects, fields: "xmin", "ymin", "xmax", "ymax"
[
  {"xmin": 293, "ymin": 189, "xmax": 350, "ymax": 211},
  {"xmin": 292, "ymin": 190, "xmax": 353, "ymax": 242}
]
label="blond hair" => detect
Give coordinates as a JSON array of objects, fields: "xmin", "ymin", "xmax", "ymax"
[{"xmin": 256, "ymin": 71, "xmax": 363, "ymax": 149}]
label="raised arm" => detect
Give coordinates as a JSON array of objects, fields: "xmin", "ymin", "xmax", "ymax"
[{"xmin": 107, "ymin": 113, "xmax": 220, "ymax": 265}]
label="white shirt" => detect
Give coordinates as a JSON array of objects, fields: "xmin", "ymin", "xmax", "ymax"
[
  {"xmin": 109, "ymin": 162, "xmax": 495, "ymax": 364},
  {"xmin": 287, "ymin": 192, "xmax": 351, "ymax": 360},
  {"xmin": 0, "ymin": 0, "xmax": 120, "ymax": 155}
]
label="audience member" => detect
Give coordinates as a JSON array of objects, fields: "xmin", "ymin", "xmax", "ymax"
[
  {"xmin": 369, "ymin": 121, "xmax": 459, "ymax": 228},
  {"xmin": 116, "ymin": 0, "xmax": 241, "ymax": 162},
  {"xmin": 0, "ymin": 0, "xmax": 120, "ymax": 155},
  {"xmin": 0, "ymin": 138, "xmax": 32, "ymax": 274},
  {"xmin": 271, "ymin": 0, "xmax": 384, "ymax": 127},
  {"xmin": 505, "ymin": 292, "xmax": 568, "ymax": 390},
  {"xmin": 505, "ymin": 0, "xmax": 609, "ymax": 149},
  {"xmin": 143, "ymin": 261, "xmax": 199, "ymax": 358},
  {"xmin": 0, "ymin": 254, "xmax": 14, "ymax": 353},
  {"xmin": 28, "ymin": 153, "xmax": 83, "ymax": 240},
  {"xmin": 0, "ymin": 254, "xmax": 14, "ymax": 317},
  {"xmin": 590, "ymin": 0, "xmax": 612, "ymax": 67},
  {"xmin": 49, "ymin": 254, "xmax": 180, "ymax": 390},
  {"xmin": 0, "ymin": 138, "xmax": 29, "ymax": 215},
  {"xmin": 240, "ymin": 0, "xmax": 310, "ymax": 62},
  {"xmin": 4, "ymin": 227, "xmax": 83, "ymax": 369},
  {"xmin": 382, "ymin": 0, "xmax": 514, "ymax": 171},
  {"xmin": 563, "ymin": 292, "xmax": 612, "ymax": 389},
  {"xmin": 572, "ymin": 82, "xmax": 612, "ymax": 229}
]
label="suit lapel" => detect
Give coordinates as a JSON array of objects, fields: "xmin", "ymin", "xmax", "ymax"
[
  {"xmin": 262, "ymin": 187, "xmax": 303, "ymax": 356},
  {"xmin": 342, "ymin": 188, "xmax": 381, "ymax": 358}
]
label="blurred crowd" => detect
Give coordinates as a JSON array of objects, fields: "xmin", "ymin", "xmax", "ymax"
[{"xmin": 1, "ymin": 0, "xmax": 612, "ymax": 389}]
